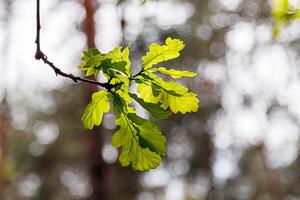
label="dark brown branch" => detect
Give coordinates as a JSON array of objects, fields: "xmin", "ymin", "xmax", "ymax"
[
  {"xmin": 34, "ymin": 0, "xmax": 41, "ymax": 55},
  {"xmin": 34, "ymin": 0, "xmax": 112, "ymax": 90}
]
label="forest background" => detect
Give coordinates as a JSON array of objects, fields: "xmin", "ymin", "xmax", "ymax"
[{"xmin": 1, "ymin": 0, "xmax": 300, "ymax": 199}]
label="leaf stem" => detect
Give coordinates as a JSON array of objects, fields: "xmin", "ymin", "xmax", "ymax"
[{"xmin": 131, "ymin": 68, "xmax": 144, "ymax": 79}]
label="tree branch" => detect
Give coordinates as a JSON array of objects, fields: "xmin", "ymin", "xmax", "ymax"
[{"xmin": 34, "ymin": 0, "xmax": 112, "ymax": 90}]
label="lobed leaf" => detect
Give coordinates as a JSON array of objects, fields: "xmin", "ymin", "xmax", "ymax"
[
  {"xmin": 112, "ymin": 110, "xmax": 166, "ymax": 171},
  {"xmin": 137, "ymin": 83, "xmax": 161, "ymax": 103},
  {"xmin": 149, "ymin": 67, "xmax": 196, "ymax": 79},
  {"xmin": 78, "ymin": 47, "xmax": 131, "ymax": 77},
  {"xmin": 105, "ymin": 46, "xmax": 131, "ymax": 76},
  {"xmin": 161, "ymin": 92, "xmax": 199, "ymax": 114},
  {"xmin": 81, "ymin": 91, "xmax": 110, "ymax": 130},
  {"xmin": 130, "ymin": 93, "xmax": 172, "ymax": 119},
  {"xmin": 137, "ymin": 75, "xmax": 199, "ymax": 114},
  {"xmin": 142, "ymin": 38, "xmax": 185, "ymax": 70},
  {"xmin": 78, "ymin": 49, "xmax": 101, "ymax": 76}
]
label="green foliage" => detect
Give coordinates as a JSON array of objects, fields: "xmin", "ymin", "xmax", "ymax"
[
  {"xmin": 78, "ymin": 38, "xmax": 199, "ymax": 171},
  {"xmin": 130, "ymin": 93, "xmax": 172, "ymax": 119},
  {"xmin": 142, "ymin": 38, "xmax": 185, "ymax": 70},
  {"xmin": 148, "ymin": 67, "xmax": 196, "ymax": 79},
  {"xmin": 111, "ymin": 108, "xmax": 165, "ymax": 171},
  {"xmin": 81, "ymin": 91, "xmax": 110, "ymax": 130},
  {"xmin": 272, "ymin": 0, "xmax": 300, "ymax": 38}
]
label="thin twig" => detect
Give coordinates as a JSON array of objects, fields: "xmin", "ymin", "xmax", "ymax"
[{"xmin": 34, "ymin": 0, "xmax": 112, "ymax": 90}]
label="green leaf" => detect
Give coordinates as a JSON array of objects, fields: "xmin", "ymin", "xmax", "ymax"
[
  {"xmin": 139, "ymin": 72, "xmax": 189, "ymax": 95},
  {"xmin": 106, "ymin": 46, "xmax": 131, "ymax": 76},
  {"xmin": 78, "ymin": 47, "xmax": 131, "ymax": 77},
  {"xmin": 110, "ymin": 73, "xmax": 130, "ymax": 85},
  {"xmin": 127, "ymin": 113, "xmax": 166, "ymax": 154},
  {"xmin": 271, "ymin": 0, "xmax": 300, "ymax": 38},
  {"xmin": 112, "ymin": 111, "xmax": 166, "ymax": 171},
  {"xmin": 82, "ymin": 49, "xmax": 100, "ymax": 62},
  {"xmin": 273, "ymin": 0, "xmax": 288, "ymax": 16},
  {"xmin": 142, "ymin": 38, "xmax": 185, "ymax": 70},
  {"xmin": 154, "ymin": 76, "xmax": 189, "ymax": 95},
  {"xmin": 273, "ymin": 22, "xmax": 281, "ymax": 38},
  {"xmin": 81, "ymin": 91, "xmax": 110, "ymax": 130},
  {"xmin": 130, "ymin": 93, "xmax": 172, "ymax": 119},
  {"xmin": 137, "ymin": 83, "xmax": 161, "ymax": 103},
  {"xmin": 78, "ymin": 49, "xmax": 102, "ymax": 76},
  {"xmin": 119, "ymin": 141, "xmax": 161, "ymax": 171},
  {"xmin": 292, "ymin": 10, "xmax": 300, "ymax": 19},
  {"xmin": 116, "ymin": 88, "xmax": 132, "ymax": 104},
  {"xmin": 149, "ymin": 67, "xmax": 196, "ymax": 79},
  {"xmin": 137, "ymin": 75, "xmax": 199, "ymax": 114},
  {"xmin": 161, "ymin": 91, "xmax": 199, "ymax": 114},
  {"xmin": 96, "ymin": 59, "xmax": 127, "ymax": 77}
]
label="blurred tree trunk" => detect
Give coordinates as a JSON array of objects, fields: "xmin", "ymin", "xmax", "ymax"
[
  {"xmin": 0, "ymin": 98, "xmax": 8, "ymax": 200},
  {"xmin": 252, "ymin": 144, "xmax": 284, "ymax": 200},
  {"xmin": 81, "ymin": 0, "xmax": 111, "ymax": 199}
]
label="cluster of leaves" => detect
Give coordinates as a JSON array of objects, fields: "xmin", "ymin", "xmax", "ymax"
[
  {"xmin": 272, "ymin": 0, "xmax": 300, "ymax": 38},
  {"xmin": 78, "ymin": 38, "xmax": 199, "ymax": 171}
]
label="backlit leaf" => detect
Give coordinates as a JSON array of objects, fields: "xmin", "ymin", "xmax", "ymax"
[
  {"xmin": 81, "ymin": 91, "xmax": 110, "ymax": 130},
  {"xmin": 161, "ymin": 91, "xmax": 199, "ymax": 114},
  {"xmin": 142, "ymin": 38, "xmax": 185, "ymax": 70},
  {"xmin": 111, "ymin": 109, "xmax": 166, "ymax": 171},
  {"xmin": 137, "ymin": 75, "xmax": 199, "ymax": 114},
  {"xmin": 130, "ymin": 93, "xmax": 172, "ymax": 119},
  {"xmin": 272, "ymin": 0, "xmax": 300, "ymax": 38},
  {"xmin": 149, "ymin": 67, "xmax": 196, "ymax": 79}
]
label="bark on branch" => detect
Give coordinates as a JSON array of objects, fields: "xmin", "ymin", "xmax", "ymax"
[{"xmin": 34, "ymin": 0, "xmax": 113, "ymax": 90}]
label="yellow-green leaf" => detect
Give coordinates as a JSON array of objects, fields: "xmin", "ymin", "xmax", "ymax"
[
  {"xmin": 119, "ymin": 142, "xmax": 161, "ymax": 171},
  {"xmin": 106, "ymin": 46, "xmax": 131, "ymax": 76},
  {"xmin": 271, "ymin": 0, "xmax": 300, "ymax": 38},
  {"xmin": 81, "ymin": 91, "xmax": 110, "ymax": 130},
  {"xmin": 161, "ymin": 91, "xmax": 199, "ymax": 114},
  {"xmin": 149, "ymin": 67, "xmax": 196, "ymax": 79},
  {"xmin": 130, "ymin": 93, "xmax": 172, "ymax": 119},
  {"xmin": 273, "ymin": 0, "xmax": 288, "ymax": 16},
  {"xmin": 142, "ymin": 38, "xmax": 185, "ymax": 70},
  {"xmin": 137, "ymin": 83, "xmax": 162, "ymax": 103},
  {"xmin": 112, "ymin": 112, "xmax": 165, "ymax": 171},
  {"xmin": 137, "ymin": 75, "xmax": 199, "ymax": 114},
  {"xmin": 77, "ymin": 49, "xmax": 102, "ymax": 76}
]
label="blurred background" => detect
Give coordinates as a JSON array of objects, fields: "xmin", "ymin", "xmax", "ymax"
[{"xmin": 1, "ymin": 0, "xmax": 300, "ymax": 199}]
